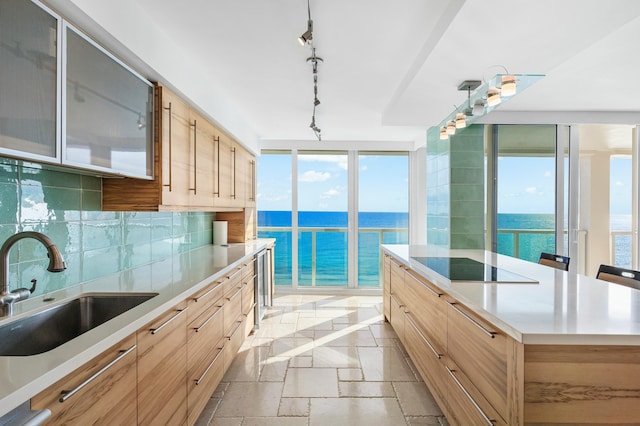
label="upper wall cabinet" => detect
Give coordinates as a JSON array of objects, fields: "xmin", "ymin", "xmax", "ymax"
[
  {"xmin": 0, "ymin": 0, "xmax": 61, "ymax": 162},
  {"xmin": 63, "ymin": 24, "xmax": 154, "ymax": 179},
  {"xmin": 102, "ymin": 85, "xmax": 256, "ymax": 212},
  {"xmin": 0, "ymin": 0, "xmax": 154, "ymax": 179}
]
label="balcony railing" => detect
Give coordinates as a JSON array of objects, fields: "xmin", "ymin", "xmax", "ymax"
[
  {"xmin": 257, "ymin": 226, "xmax": 408, "ymax": 287},
  {"xmin": 498, "ymin": 228, "xmax": 633, "ymax": 267}
]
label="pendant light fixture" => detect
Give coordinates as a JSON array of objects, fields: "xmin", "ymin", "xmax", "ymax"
[{"xmin": 431, "ymin": 72, "xmax": 544, "ymax": 141}]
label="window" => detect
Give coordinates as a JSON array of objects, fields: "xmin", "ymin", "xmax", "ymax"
[
  {"xmin": 358, "ymin": 153, "xmax": 408, "ymax": 286},
  {"xmin": 257, "ymin": 150, "xmax": 409, "ymax": 288}
]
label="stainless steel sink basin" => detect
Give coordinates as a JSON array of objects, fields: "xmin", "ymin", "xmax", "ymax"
[{"xmin": 0, "ymin": 293, "xmax": 158, "ymax": 356}]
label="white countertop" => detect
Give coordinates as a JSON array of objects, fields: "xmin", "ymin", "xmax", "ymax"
[
  {"xmin": 0, "ymin": 240, "xmax": 273, "ymax": 418},
  {"xmin": 383, "ymin": 244, "xmax": 640, "ymax": 346}
]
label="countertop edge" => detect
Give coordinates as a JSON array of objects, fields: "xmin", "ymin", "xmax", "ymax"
[{"xmin": 382, "ymin": 244, "xmax": 640, "ymax": 347}]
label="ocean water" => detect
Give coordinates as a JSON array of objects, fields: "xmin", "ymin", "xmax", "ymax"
[
  {"xmin": 258, "ymin": 211, "xmax": 634, "ymax": 285},
  {"xmin": 497, "ymin": 213, "xmax": 633, "ymax": 267},
  {"xmin": 258, "ymin": 211, "xmax": 409, "ymax": 286}
]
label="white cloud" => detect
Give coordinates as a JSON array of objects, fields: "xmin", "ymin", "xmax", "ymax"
[
  {"xmin": 616, "ymin": 181, "xmax": 624, "ymax": 187},
  {"xmin": 299, "ymin": 170, "xmax": 331, "ymax": 182},
  {"xmin": 544, "ymin": 171, "xmax": 552, "ymax": 177},
  {"xmin": 299, "ymin": 154, "xmax": 348, "ymax": 170},
  {"xmin": 321, "ymin": 187, "xmax": 341, "ymax": 199},
  {"xmin": 524, "ymin": 186, "xmax": 538, "ymax": 194},
  {"xmin": 361, "ymin": 165, "xmax": 368, "ymax": 172}
]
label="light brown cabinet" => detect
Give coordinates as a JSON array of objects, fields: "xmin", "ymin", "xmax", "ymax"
[
  {"xmin": 31, "ymin": 334, "xmax": 137, "ymax": 425},
  {"xmin": 384, "ymin": 252, "xmax": 640, "ymax": 425},
  {"xmin": 28, "ymin": 253, "xmax": 259, "ymax": 426},
  {"xmin": 102, "ymin": 85, "xmax": 256, "ymax": 212},
  {"xmin": 383, "ymin": 253, "xmax": 517, "ymax": 426},
  {"xmin": 186, "ymin": 280, "xmax": 226, "ymax": 426},
  {"xmin": 137, "ymin": 301, "xmax": 188, "ymax": 426}
]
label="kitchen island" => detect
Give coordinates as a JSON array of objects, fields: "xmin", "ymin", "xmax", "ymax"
[
  {"xmin": 0, "ymin": 240, "xmax": 273, "ymax": 421},
  {"xmin": 383, "ymin": 244, "xmax": 640, "ymax": 425}
]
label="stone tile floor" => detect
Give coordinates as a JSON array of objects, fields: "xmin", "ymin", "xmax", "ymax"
[{"xmin": 196, "ymin": 294, "xmax": 449, "ymax": 426}]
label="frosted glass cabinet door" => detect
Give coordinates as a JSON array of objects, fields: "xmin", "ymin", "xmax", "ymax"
[
  {"xmin": 0, "ymin": 0, "xmax": 60, "ymax": 161},
  {"xmin": 64, "ymin": 24, "xmax": 154, "ymax": 179}
]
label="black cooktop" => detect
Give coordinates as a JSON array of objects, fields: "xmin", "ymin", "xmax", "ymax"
[{"xmin": 410, "ymin": 257, "xmax": 536, "ymax": 283}]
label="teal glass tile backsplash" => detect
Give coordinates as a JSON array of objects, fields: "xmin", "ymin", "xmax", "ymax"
[{"xmin": 0, "ymin": 158, "xmax": 214, "ymax": 297}]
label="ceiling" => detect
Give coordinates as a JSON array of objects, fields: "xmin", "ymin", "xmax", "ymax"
[{"xmin": 49, "ymin": 0, "xmax": 640, "ymax": 150}]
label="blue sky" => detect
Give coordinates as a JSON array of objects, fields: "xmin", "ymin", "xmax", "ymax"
[
  {"xmin": 257, "ymin": 153, "xmax": 408, "ymax": 212},
  {"xmin": 258, "ymin": 153, "xmax": 632, "ymax": 215}
]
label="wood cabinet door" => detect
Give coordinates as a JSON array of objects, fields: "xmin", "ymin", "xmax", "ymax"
[
  {"xmin": 404, "ymin": 270, "xmax": 447, "ymax": 353},
  {"xmin": 213, "ymin": 131, "xmax": 233, "ymax": 207},
  {"xmin": 31, "ymin": 334, "xmax": 137, "ymax": 425},
  {"xmin": 160, "ymin": 90, "xmax": 192, "ymax": 207},
  {"xmin": 189, "ymin": 110, "xmax": 216, "ymax": 207},
  {"xmin": 447, "ymin": 300, "xmax": 509, "ymax": 420},
  {"xmin": 137, "ymin": 302, "xmax": 188, "ymax": 426}
]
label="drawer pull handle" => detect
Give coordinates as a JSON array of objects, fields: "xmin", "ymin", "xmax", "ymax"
[
  {"xmin": 226, "ymin": 287, "xmax": 242, "ymax": 301},
  {"xmin": 405, "ymin": 313, "xmax": 441, "ymax": 359},
  {"xmin": 227, "ymin": 268, "xmax": 243, "ymax": 281},
  {"xmin": 194, "ymin": 283, "xmax": 221, "ymax": 303},
  {"xmin": 406, "ymin": 270, "xmax": 442, "ymax": 297},
  {"xmin": 59, "ymin": 344, "xmax": 136, "ymax": 403},
  {"xmin": 244, "ymin": 274, "xmax": 257, "ymax": 285},
  {"xmin": 162, "ymin": 103, "xmax": 173, "ymax": 191},
  {"xmin": 446, "ymin": 367, "xmax": 495, "ymax": 425},
  {"xmin": 226, "ymin": 321, "xmax": 243, "ymax": 340},
  {"xmin": 447, "ymin": 302, "xmax": 496, "ymax": 339},
  {"xmin": 194, "ymin": 305, "xmax": 223, "ymax": 332},
  {"xmin": 150, "ymin": 308, "xmax": 188, "ymax": 335},
  {"xmin": 243, "ymin": 302, "xmax": 257, "ymax": 317},
  {"xmin": 194, "ymin": 347, "xmax": 224, "ymax": 385}
]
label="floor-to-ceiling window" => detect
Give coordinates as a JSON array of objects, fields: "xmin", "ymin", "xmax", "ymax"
[
  {"xmin": 297, "ymin": 151, "xmax": 349, "ymax": 287},
  {"xmin": 492, "ymin": 125, "xmax": 558, "ymax": 262},
  {"xmin": 257, "ymin": 150, "xmax": 409, "ymax": 289},
  {"xmin": 256, "ymin": 151, "xmax": 292, "ymax": 286},
  {"xmin": 572, "ymin": 124, "xmax": 638, "ymax": 276},
  {"xmin": 358, "ymin": 152, "xmax": 408, "ymax": 286}
]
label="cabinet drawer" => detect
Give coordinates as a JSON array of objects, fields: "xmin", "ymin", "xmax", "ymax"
[
  {"xmin": 404, "ymin": 270, "xmax": 447, "ymax": 353},
  {"xmin": 187, "ymin": 303, "xmax": 224, "ymax": 376},
  {"xmin": 242, "ymin": 273, "xmax": 255, "ymax": 316},
  {"xmin": 389, "ymin": 294, "xmax": 405, "ymax": 343},
  {"xmin": 187, "ymin": 345, "xmax": 226, "ymax": 426},
  {"xmin": 222, "ymin": 267, "xmax": 243, "ymax": 296},
  {"xmin": 447, "ymin": 301, "xmax": 509, "ymax": 419},
  {"xmin": 223, "ymin": 286, "xmax": 243, "ymax": 334},
  {"xmin": 403, "ymin": 312, "xmax": 448, "ymax": 411},
  {"xmin": 188, "ymin": 280, "xmax": 223, "ymax": 324},
  {"xmin": 224, "ymin": 319, "xmax": 245, "ymax": 372},
  {"xmin": 445, "ymin": 362, "xmax": 506, "ymax": 426},
  {"xmin": 31, "ymin": 334, "xmax": 137, "ymax": 425},
  {"xmin": 242, "ymin": 258, "xmax": 256, "ymax": 280},
  {"xmin": 138, "ymin": 302, "xmax": 188, "ymax": 426},
  {"xmin": 389, "ymin": 258, "xmax": 406, "ymax": 302}
]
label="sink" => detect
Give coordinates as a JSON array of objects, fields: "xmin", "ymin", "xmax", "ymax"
[{"xmin": 0, "ymin": 293, "xmax": 158, "ymax": 356}]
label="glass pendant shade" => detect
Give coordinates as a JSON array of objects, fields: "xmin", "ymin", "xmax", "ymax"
[
  {"xmin": 501, "ymin": 75, "xmax": 517, "ymax": 97},
  {"xmin": 446, "ymin": 120, "xmax": 456, "ymax": 135},
  {"xmin": 486, "ymin": 87, "xmax": 501, "ymax": 107},
  {"xmin": 455, "ymin": 113, "xmax": 466, "ymax": 129},
  {"xmin": 439, "ymin": 126, "xmax": 448, "ymax": 140}
]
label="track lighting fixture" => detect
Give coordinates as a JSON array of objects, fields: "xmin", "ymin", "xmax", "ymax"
[
  {"xmin": 298, "ymin": 20, "xmax": 313, "ymax": 45},
  {"xmin": 432, "ymin": 72, "xmax": 543, "ymax": 141},
  {"xmin": 298, "ymin": 0, "xmax": 323, "ymax": 141}
]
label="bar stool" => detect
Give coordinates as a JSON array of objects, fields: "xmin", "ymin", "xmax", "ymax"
[
  {"xmin": 538, "ymin": 252, "xmax": 570, "ymax": 271},
  {"xmin": 596, "ymin": 264, "xmax": 640, "ymax": 290}
]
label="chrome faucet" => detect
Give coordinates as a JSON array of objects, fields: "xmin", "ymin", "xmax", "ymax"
[{"xmin": 0, "ymin": 232, "xmax": 66, "ymax": 317}]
